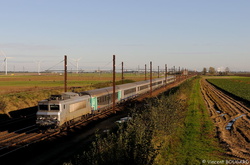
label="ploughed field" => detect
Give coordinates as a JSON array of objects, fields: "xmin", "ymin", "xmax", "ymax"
[
  {"xmin": 201, "ymin": 77, "xmax": 250, "ymax": 159},
  {"xmin": 207, "ymin": 77, "xmax": 250, "ymax": 101}
]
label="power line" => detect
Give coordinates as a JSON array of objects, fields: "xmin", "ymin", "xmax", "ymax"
[
  {"xmin": 45, "ymin": 59, "xmax": 64, "ymax": 71},
  {"xmin": 99, "ymin": 60, "xmax": 113, "ymax": 70}
]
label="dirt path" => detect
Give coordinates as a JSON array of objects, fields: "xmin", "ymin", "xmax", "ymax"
[{"xmin": 200, "ymin": 79, "xmax": 250, "ymax": 159}]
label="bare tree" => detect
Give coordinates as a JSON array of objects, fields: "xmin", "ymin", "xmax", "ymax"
[
  {"xmin": 202, "ymin": 67, "xmax": 207, "ymax": 75},
  {"xmin": 209, "ymin": 67, "xmax": 216, "ymax": 75},
  {"xmin": 225, "ymin": 67, "xmax": 230, "ymax": 75}
]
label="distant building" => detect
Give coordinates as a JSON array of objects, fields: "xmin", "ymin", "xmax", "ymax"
[
  {"xmin": 217, "ymin": 67, "xmax": 225, "ymax": 73},
  {"xmin": 183, "ymin": 69, "xmax": 188, "ymax": 76}
]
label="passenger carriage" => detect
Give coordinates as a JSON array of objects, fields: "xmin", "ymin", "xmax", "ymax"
[{"xmin": 80, "ymin": 86, "xmax": 121, "ymax": 114}]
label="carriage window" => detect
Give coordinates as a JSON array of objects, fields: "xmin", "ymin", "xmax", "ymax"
[
  {"xmin": 139, "ymin": 85, "xmax": 148, "ymax": 91},
  {"xmin": 39, "ymin": 105, "xmax": 48, "ymax": 111},
  {"xmin": 124, "ymin": 88, "xmax": 136, "ymax": 95},
  {"xmin": 50, "ymin": 105, "xmax": 60, "ymax": 111}
]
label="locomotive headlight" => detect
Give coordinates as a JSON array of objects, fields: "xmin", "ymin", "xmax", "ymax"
[
  {"xmin": 53, "ymin": 116, "xmax": 58, "ymax": 120},
  {"xmin": 38, "ymin": 116, "xmax": 45, "ymax": 120}
]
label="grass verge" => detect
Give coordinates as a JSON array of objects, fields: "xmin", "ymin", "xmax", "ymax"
[{"xmin": 158, "ymin": 77, "xmax": 226, "ymax": 165}]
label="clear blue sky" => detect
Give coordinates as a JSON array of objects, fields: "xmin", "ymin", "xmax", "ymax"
[{"xmin": 0, "ymin": 0, "xmax": 249, "ymax": 72}]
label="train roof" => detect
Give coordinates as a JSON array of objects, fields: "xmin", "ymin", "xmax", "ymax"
[
  {"xmin": 81, "ymin": 86, "xmax": 119, "ymax": 97},
  {"xmin": 152, "ymin": 77, "xmax": 165, "ymax": 82},
  {"xmin": 38, "ymin": 92, "xmax": 90, "ymax": 104},
  {"xmin": 116, "ymin": 82, "xmax": 138, "ymax": 90},
  {"xmin": 80, "ymin": 76, "xmax": 175, "ymax": 97},
  {"xmin": 167, "ymin": 75, "xmax": 175, "ymax": 79},
  {"xmin": 134, "ymin": 80, "xmax": 150, "ymax": 86}
]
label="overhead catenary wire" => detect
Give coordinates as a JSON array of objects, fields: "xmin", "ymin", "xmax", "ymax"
[
  {"xmin": 99, "ymin": 60, "xmax": 113, "ymax": 70},
  {"xmin": 41, "ymin": 56, "xmax": 165, "ymax": 73},
  {"xmin": 45, "ymin": 59, "xmax": 64, "ymax": 71}
]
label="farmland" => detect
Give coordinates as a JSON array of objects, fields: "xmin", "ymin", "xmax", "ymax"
[
  {"xmin": 207, "ymin": 77, "xmax": 250, "ymax": 101},
  {"xmin": 0, "ymin": 72, "xmax": 148, "ymax": 93},
  {"xmin": 0, "ymin": 72, "xmax": 157, "ymax": 114},
  {"xmin": 202, "ymin": 77, "xmax": 250, "ymax": 159}
]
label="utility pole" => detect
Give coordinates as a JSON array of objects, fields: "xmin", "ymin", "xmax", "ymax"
[
  {"xmin": 165, "ymin": 64, "xmax": 167, "ymax": 86},
  {"xmin": 173, "ymin": 66, "xmax": 176, "ymax": 81},
  {"xmin": 145, "ymin": 64, "xmax": 147, "ymax": 80},
  {"xmin": 158, "ymin": 66, "xmax": 160, "ymax": 78},
  {"xmin": 121, "ymin": 62, "xmax": 124, "ymax": 84},
  {"xmin": 185, "ymin": 68, "xmax": 188, "ymax": 79},
  {"xmin": 113, "ymin": 55, "xmax": 116, "ymax": 113},
  {"xmin": 150, "ymin": 61, "xmax": 152, "ymax": 96},
  {"xmin": 179, "ymin": 66, "xmax": 181, "ymax": 82},
  {"xmin": 64, "ymin": 55, "xmax": 67, "ymax": 92}
]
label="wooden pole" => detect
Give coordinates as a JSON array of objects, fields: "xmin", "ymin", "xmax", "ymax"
[
  {"xmin": 179, "ymin": 66, "xmax": 181, "ymax": 82},
  {"xmin": 113, "ymin": 55, "xmax": 116, "ymax": 113},
  {"xmin": 165, "ymin": 64, "xmax": 167, "ymax": 86},
  {"xmin": 150, "ymin": 61, "xmax": 152, "ymax": 96},
  {"xmin": 122, "ymin": 62, "xmax": 124, "ymax": 84},
  {"xmin": 64, "ymin": 55, "xmax": 67, "ymax": 92},
  {"xmin": 158, "ymin": 66, "xmax": 159, "ymax": 78},
  {"xmin": 173, "ymin": 66, "xmax": 175, "ymax": 81},
  {"xmin": 145, "ymin": 64, "xmax": 147, "ymax": 80}
]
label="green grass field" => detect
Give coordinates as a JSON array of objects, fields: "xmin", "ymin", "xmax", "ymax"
[
  {"xmin": 0, "ymin": 72, "xmax": 151, "ymax": 90},
  {"xmin": 207, "ymin": 77, "xmax": 250, "ymax": 101},
  {"xmin": 174, "ymin": 77, "xmax": 225, "ymax": 164}
]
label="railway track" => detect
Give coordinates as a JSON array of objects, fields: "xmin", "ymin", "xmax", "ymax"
[
  {"xmin": 0, "ymin": 99, "xmax": 135, "ymax": 159},
  {"xmin": 0, "ymin": 125, "xmax": 39, "ymax": 156},
  {"xmin": 201, "ymin": 79, "xmax": 250, "ymax": 160},
  {"xmin": 0, "ymin": 113, "xmax": 36, "ymax": 128},
  {"xmin": 0, "ymin": 100, "xmax": 138, "ymax": 158}
]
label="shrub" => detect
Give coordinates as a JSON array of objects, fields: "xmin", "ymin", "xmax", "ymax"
[{"xmin": 0, "ymin": 98, "xmax": 7, "ymax": 113}]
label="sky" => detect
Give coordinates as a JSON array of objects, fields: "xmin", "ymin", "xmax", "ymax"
[{"xmin": 0, "ymin": 0, "xmax": 250, "ymax": 72}]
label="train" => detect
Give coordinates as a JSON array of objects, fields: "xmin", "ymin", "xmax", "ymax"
[{"xmin": 36, "ymin": 76, "xmax": 176, "ymax": 129}]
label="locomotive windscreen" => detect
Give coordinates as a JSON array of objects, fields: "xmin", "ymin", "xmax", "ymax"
[
  {"xmin": 50, "ymin": 105, "xmax": 60, "ymax": 111},
  {"xmin": 39, "ymin": 105, "xmax": 48, "ymax": 111}
]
